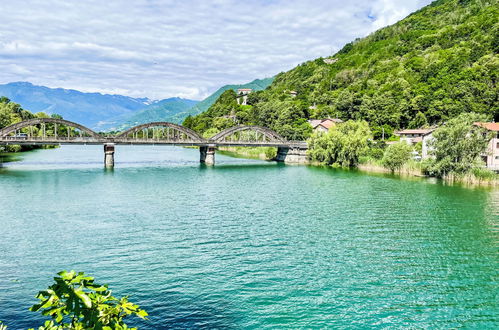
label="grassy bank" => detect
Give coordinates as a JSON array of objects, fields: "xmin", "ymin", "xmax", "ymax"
[
  {"xmin": 357, "ymin": 157, "xmax": 499, "ymax": 187},
  {"xmin": 358, "ymin": 157, "xmax": 424, "ymax": 177},
  {"xmin": 217, "ymin": 146, "xmax": 276, "ymax": 161}
]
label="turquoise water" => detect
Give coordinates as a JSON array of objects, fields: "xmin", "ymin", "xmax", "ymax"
[{"xmin": 0, "ymin": 146, "xmax": 497, "ymax": 328}]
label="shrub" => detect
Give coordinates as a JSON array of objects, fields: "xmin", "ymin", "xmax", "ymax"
[
  {"xmin": 426, "ymin": 113, "xmax": 492, "ymax": 177},
  {"xmin": 382, "ymin": 142, "xmax": 412, "ymax": 172},
  {"xmin": 30, "ymin": 270, "xmax": 147, "ymax": 329},
  {"xmin": 307, "ymin": 120, "xmax": 372, "ymax": 167}
]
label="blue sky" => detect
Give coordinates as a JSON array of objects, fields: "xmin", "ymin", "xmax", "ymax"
[{"xmin": 1, "ymin": 0, "xmax": 433, "ymax": 100}]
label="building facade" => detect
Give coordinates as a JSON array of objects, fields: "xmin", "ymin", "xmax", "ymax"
[
  {"xmin": 236, "ymin": 89, "xmax": 252, "ymax": 105},
  {"xmin": 475, "ymin": 122, "xmax": 499, "ymax": 171}
]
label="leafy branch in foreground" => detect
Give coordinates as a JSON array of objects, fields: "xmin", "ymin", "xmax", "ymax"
[{"xmin": 29, "ymin": 270, "xmax": 147, "ymax": 330}]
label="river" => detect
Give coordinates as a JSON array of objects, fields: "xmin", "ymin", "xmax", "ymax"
[{"xmin": 0, "ymin": 146, "xmax": 497, "ymax": 328}]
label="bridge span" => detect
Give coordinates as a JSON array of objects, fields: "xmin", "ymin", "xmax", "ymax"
[{"xmin": 0, "ymin": 118, "xmax": 308, "ymax": 167}]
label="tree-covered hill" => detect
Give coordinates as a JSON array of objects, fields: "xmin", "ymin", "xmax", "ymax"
[
  {"xmin": 185, "ymin": 0, "xmax": 498, "ymax": 140},
  {"xmin": 103, "ymin": 97, "xmax": 198, "ymax": 131},
  {"xmin": 172, "ymin": 78, "xmax": 273, "ymax": 123}
]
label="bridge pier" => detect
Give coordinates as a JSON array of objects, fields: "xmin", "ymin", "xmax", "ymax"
[
  {"xmin": 276, "ymin": 147, "xmax": 308, "ymax": 164},
  {"xmin": 104, "ymin": 143, "xmax": 115, "ymax": 168},
  {"xmin": 200, "ymin": 146, "xmax": 216, "ymax": 165}
]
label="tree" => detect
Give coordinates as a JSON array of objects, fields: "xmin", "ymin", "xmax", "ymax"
[
  {"xmin": 426, "ymin": 112, "xmax": 492, "ymax": 177},
  {"xmin": 382, "ymin": 142, "xmax": 413, "ymax": 172},
  {"xmin": 30, "ymin": 270, "xmax": 147, "ymax": 329},
  {"xmin": 308, "ymin": 120, "xmax": 372, "ymax": 167},
  {"xmin": 408, "ymin": 112, "xmax": 429, "ymax": 128}
]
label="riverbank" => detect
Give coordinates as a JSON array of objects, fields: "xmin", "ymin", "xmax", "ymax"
[
  {"xmin": 358, "ymin": 159, "xmax": 499, "ymax": 187},
  {"xmin": 217, "ymin": 146, "xmax": 276, "ymax": 161},
  {"xmin": 219, "ymin": 147, "xmax": 499, "ymax": 187}
]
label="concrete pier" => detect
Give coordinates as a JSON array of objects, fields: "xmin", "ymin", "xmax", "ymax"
[
  {"xmin": 104, "ymin": 143, "xmax": 115, "ymax": 168},
  {"xmin": 200, "ymin": 146, "xmax": 216, "ymax": 165},
  {"xmin": 276, "ymin": 147, "xmax": 308, "ymax": 164}
]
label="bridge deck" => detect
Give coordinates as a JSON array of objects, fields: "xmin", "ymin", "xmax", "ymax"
[{"xmin": 0, "ymin": 137, "xmax": 307, "ymax": 149}]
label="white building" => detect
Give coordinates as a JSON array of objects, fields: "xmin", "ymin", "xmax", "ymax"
[
  {"xmin": 475, "ymin": 122, "xmax": 499, "ymax": 171},
  {"xmin": 236, "ymin": 89, "xmax": 252, "ymax": 105}
]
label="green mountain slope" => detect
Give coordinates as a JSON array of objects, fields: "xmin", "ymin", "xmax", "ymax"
[
  {"xmin": 171, "ymin": 77, "xmax": 273, "ymax": 123},
  {"xmin": 104, "ymin": 97, "xmax": 198, "ymax": 131},
  {"xmin": 186, "ymin": 0, "xmax": 498, "ymax": 140}
]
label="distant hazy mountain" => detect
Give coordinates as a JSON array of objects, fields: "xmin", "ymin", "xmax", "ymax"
[
  {"xmin": 105, "ymin": 97, "xmax": 199, "ymax": 131},
  {"xmin": 0, "ymin": 79, "xmax": 272, "ymax": 131},
  {"xmin": 0, "ymin": 82, "xmax": 152, "ymax": 130},
  {"xmin": 169, "ymin": 77, "xmax": 274, "ymax": 123}
]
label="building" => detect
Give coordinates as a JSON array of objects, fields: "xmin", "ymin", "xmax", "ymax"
[
  {"xmin": 308, "ymin": 118, "xmax": 343, "ymax": 133},
  {"xmin": 395, "ymin": 128, "xmax": 435, "ymax": 145},
  {"xmin": 236, "ymin": 88, "xmax": 252, "ymax": 105},
  {"xmin": 475, "ymin": 122, "xmax": 499, "ymax": 171}
]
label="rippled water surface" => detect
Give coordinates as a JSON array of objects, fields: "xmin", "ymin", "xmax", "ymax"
[{"xmin": 0, "ymin": 146, "xmax": 497, "ymax": 328}]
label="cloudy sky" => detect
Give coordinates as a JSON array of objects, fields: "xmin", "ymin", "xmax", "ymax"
[{"xmin": 1, "ymin": 0, "xmax": 432, "ymax": 100}]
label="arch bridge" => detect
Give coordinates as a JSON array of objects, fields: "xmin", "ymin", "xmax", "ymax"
[{"xmin": 0, "ymin": 119, "xmax": 307, "ymax": 167}]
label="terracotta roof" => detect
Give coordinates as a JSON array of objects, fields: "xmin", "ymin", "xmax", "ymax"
[
  {"xmin": 308, "ymin": 119, "xmax": 322, "ymax": 128},
  {"xmin": 475, "ymin": 122, "xmax": 499, "ymax": 132},
  {"xmin": 396, "ymin": 128, "xmax": 434, "ymax": 135},
  {"xmin": 324, "ymin": 118, "xmax": 343, "ymax": 123},
  {"xmin": 308, "ymin": 118, "xmax": 343, "ymax": 129},
  {"xmin": 319, "ymin": 121, "xmax": 336, "ymax": 129}
]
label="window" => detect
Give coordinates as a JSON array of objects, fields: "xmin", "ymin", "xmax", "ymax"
[{"xmin": 496, "ymin": 142, "xmax": 499, "ymax": 149}]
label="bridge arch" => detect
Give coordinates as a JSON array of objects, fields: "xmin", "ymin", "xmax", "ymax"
[
  {"xmin": 210, "ymin": 125, "xmax": 284, "ymax": 143},
  {"xmin": 115, "ymin": 122, "xmax": 205, "ymax": 142},
  {"xmin": 0, "ymin": 118, "xmax": 100, "ymax": 138}
]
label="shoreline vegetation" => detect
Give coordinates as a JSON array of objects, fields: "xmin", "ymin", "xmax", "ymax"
[{"xmin": 218, "ymin": 147, "xmax": 499, "ymax": 187}]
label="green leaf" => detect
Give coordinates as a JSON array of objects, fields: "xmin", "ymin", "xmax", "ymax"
[
  {"xmin": 74, "ymin": 290, "xmax": 92, "ymax": 308},
  {"xmin": 137, "ymin": 309, "xmax": 148, "ymax": 319}
]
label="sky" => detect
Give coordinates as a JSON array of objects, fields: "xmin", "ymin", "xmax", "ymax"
[{"xmin": 1, "ymin": 0, "xmax": 433, "ymax": 100}]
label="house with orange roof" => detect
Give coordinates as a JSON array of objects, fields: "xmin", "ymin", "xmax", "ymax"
[
  {"xmin": 308, "ymin": 118, "xmax": 343, "ymax": 133},
  {"xmin": 475, "ymin": 122, "xmax": 499, "ymax": 171}
]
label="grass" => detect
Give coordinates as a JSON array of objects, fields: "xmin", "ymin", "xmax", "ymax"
[{"xmin": 217, "ymin": 146, "xmax": 277, "ymax": 161}]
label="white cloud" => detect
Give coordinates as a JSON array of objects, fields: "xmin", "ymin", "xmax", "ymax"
[{"xmin": 0, "ymin": 0, "xmax": 433, "ymax": 100}]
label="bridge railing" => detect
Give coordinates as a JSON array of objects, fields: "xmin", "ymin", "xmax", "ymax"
[{"xmin": 0, "ymin": 136, "xmax": 102, "ymax": 142}]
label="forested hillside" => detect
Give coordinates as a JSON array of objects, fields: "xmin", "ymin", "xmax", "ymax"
[
  {"xmin": 105, "ymin": 97, "xmax": 198, "ymax": 131},
  {"xmin": 185, "ymin": 0, "xmax": 498, "ymax": 140},
  {"xmin": 0, "ymin": 97, "xmax": 58, "ymax": 152},
  {"xmin": 173, "ymin": 78, "xmax": 273, "ymax": 123}
]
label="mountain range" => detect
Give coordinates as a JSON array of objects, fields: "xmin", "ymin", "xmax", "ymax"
[{"xmin": 0, "ymin": 78, "xmax": 273, "ymax": 131}]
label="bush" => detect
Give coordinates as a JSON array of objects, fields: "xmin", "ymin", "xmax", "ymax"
[
  {"xmin": 382, "ymin": 142, "xmax": 412, "ymax": 172},
  {"xmin": 29, "ymin": 270, "xmax": 147, "ymax": 329},
  {"xmin": 307, "ymin": 120, "xmax": 372, "ymax": 167},
  {"xmin": 425, "ymin": 113, "xmax": 492, "ymax": 177},
  {"xmin": 265, "ymin": 147, "xmax": 277, "ymax": 160}
]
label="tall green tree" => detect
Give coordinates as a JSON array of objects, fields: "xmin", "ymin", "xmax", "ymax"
[
  {"xmin": 308, "ymin": 120, "xmax": 372, "ymax": 167},
  {"xmin": 382, "ymin": 142, "xmax": 413, "ymax": 172},
  {"xmin": 425, "ymin": 112, "xmax": 492, "ymax": 177}
]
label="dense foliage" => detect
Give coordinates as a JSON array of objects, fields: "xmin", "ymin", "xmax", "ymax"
[
  {"xmin": 185, "ymin": 0, "xmax": 498, "ymax": 140},
  {"xmin": 424, "ymin": 112, "xmax": 492, "ymax": 177},
  {"xmin": 30, "ymin": 270, "xmax": 147, "ymax": 329},
  {"xmin": 382, "ymin": 142, "xmax": 413, "ymax": 172},
  {"xmin": 174, "ymin": 78, "xmax": 273, "ymax": 124},
  {"xmin": 307, "ymin": 120, "xmax": 372, "ymax": 167},
  {"xmin": 0, "ymin": 97, "xmax": 70, "ymax": 153}
]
